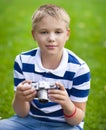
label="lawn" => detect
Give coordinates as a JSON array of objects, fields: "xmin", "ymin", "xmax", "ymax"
[{"xmin": 0, "ymin": 0, "xmax": 106, "ymax": 129}]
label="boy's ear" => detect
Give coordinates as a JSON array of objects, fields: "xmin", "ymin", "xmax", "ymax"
[
  {"xmin": 32, "ymin": 30, "xmax": 36, "ymax": 41},
  {"xmin": 66, "ymin": 28, "xmax": 70, "ymax": 40}
]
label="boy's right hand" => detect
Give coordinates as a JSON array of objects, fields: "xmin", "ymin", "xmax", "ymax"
[{"xmin": 15, "ymin": 80, "xmax": 37, "ymax": 102}]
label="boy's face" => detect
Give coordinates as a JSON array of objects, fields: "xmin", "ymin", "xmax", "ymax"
[{"xmin": 32, "ymin": 16, "xmax": 70, "ymax": 56}]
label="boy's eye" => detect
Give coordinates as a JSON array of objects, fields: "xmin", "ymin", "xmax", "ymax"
[
  {"xmin": 55, "ymin": 31, "xmax": 63, "ymax": 34},
  {"xmin": 40, "ymin": 31, "xmax": 48, "ymax": 34}
]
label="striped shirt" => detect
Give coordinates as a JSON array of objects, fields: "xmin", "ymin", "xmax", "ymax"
[{"xmin": 14, "ymin": 47, "xmax": 90, "ymax": 129}]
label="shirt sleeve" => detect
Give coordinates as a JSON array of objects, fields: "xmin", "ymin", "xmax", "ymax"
[
  {"xmin": 14, "ymin": 54, "xmax": 25, "ymax": 91},
  {"xmin": 70, "ymin": 63, "xmax": 90, "ymax": 102}
]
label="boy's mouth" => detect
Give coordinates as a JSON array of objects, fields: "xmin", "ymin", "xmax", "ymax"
[{"xmin": 46, "ymin": 45, "xmax": 57, "ymax": 49}]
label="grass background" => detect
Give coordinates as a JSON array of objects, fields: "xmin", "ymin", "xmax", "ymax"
[{"xmin": 0, "ymin": 0, "xmax": 106, "ymax": 129}]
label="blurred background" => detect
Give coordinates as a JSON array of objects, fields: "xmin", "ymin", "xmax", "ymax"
[{"xmin": 0, "ymin": 0, "xmax": 106, "ymax": 129}]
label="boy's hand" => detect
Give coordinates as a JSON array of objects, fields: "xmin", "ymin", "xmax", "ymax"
[
  {"xmin": 48, "ymin": 82, "xmax": 72, "ymax": 110},
  {"xmin": 15, "ymin": 80, "xmax": 37, "ymax": 102}
]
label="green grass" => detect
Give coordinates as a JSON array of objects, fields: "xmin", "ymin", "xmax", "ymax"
[{"xmin": 0, "ymin": 0, "xmax": 106, "ymax": 129}]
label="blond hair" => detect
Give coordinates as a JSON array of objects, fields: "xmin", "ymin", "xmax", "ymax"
[{"xmin": 32, "ymin": 4, "xmax": 70, "ymax": 30}]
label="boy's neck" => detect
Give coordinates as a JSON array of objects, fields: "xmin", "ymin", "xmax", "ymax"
[{"xmin": 41, "ymin": 53, "xmax": 63, "ymax": 70}]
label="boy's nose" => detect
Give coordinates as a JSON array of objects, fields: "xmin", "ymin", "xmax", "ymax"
[{"xmin": 48, "ymin": 33, "xmax": 55, "ymax": 42}]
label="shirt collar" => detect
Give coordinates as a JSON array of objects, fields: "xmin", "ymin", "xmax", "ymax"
[{"xmin": 34, "ymin": 48, "xmax": 68, "ymax": 77}]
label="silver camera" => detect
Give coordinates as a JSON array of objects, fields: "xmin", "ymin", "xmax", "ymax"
[{"xmin": 32, "ymin": 81, "xmax": 56, "ymax": 103}]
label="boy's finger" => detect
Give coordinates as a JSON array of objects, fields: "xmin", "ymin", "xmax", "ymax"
[
  {"xmin": 21, "ymin": 80, "xmax": 32, "ymax": 85},
  {"xmin": 55, "ymin": 82, "xmax": 65, "ymax": 91}
]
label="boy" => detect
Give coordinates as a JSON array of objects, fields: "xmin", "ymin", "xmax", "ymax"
[{"xmin": 0, "ymin": 4, "xmax": 90, "ymax": 130}]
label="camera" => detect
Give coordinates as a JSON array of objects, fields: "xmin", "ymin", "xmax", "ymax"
[{"xmin": 32, "ymin": 81, "xmax": 56, "ymax": 104}]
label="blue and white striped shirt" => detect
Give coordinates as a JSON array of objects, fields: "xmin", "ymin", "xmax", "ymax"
[{"xmin": 14, "ymin": 48, "xmax": 90, "ymax": 129}]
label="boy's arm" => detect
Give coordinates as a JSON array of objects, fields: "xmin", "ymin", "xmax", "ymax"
[
  {"xmin": 13, "ymin": 55, "xmax": 36, "ymax": 117},
  {"xmin": 12, "ymin": 92, "xmax": 30, "ymax": 117},
  {"xmin": 48, "ymin": 82, "xmax": 88, "ymax": 126},
  {"xmin": 62, "ymin": 101, "xmax": 86, "ymax": 126},
  {"xmin": 12, "ymin": 81, "xmax": 37, "ymax": 117}
]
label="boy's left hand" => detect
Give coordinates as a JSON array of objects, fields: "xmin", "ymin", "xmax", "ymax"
[{"xmin": 48, "ymin": 82, "xmax": 72, "ymax": 110}]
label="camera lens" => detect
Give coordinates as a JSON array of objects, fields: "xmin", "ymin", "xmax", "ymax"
[{"xmin": 38, "ymin": 89, "xmax": 48, "ymax": 103}]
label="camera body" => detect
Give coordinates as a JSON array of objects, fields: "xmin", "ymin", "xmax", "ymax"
[{"xmin": 32, "ymin": 81, "xmax": 56, "ymax": 103}]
